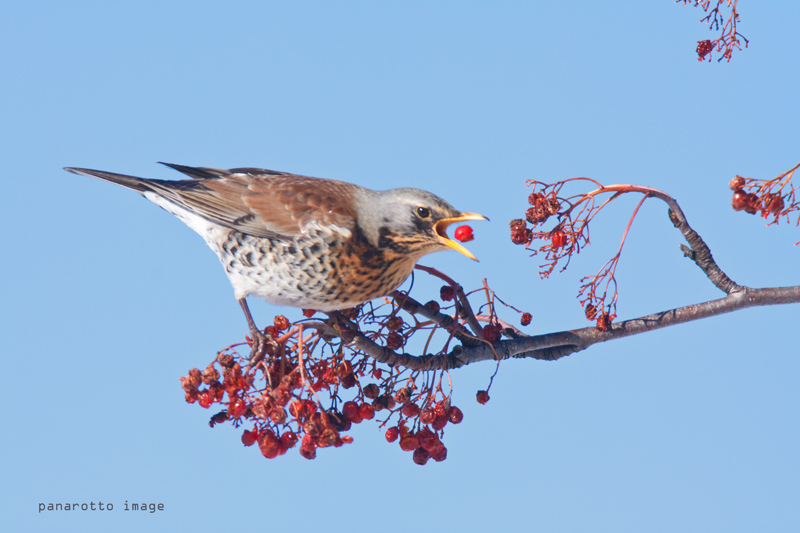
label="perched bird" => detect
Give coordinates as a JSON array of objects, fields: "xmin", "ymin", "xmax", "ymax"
[{"xmin": 64, "ymin": 163, "xmax": 486, "ymax": 354}]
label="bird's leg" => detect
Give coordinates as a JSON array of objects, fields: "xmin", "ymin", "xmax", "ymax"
[{"xmin": 238, "ymin": 297, "xmax": 274, "ymax": 367}]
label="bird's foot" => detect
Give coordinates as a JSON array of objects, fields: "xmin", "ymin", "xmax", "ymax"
[{"xmin": 244, "ymin": 328, "xmax": 276, "ymax": 372}]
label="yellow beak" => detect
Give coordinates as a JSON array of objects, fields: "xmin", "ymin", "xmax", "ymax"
[{"xmin": 433, "ymin": 212, "xmax": 489, "ymax": 261}]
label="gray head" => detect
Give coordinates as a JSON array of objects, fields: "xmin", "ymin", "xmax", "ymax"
[{"xmin": 351, "ymin": 186, "xmax": 487, "ymax": 261}]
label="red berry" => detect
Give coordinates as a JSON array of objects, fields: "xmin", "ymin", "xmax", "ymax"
[
  {"xmin": 731, "ymin": 189, "xmax": 747, "ymax": 211},
  {"xmin": 280, "ymin": 431, "xmax": 298, "ymax": 449},
  {"xmin": 402, "ymin": 403, "xmax": 421, "ymax": 418},
  {"xmin": 696, "ymin": 39, "xmax": 713, "ymax": 60},
  {"xmin": 197, "ymin": 390, "xmax": 213, "ymax": 409},
  {"xmin": 420, "ymin": 407, "xmax": 436, "ymax": 425},
  {"xmin": 454, "ymin": 225, "xmax": 474, "ymax": 243},
  {"xmin": 229, "ymin": 397, "xmax": 247, "ymax": 418},
  {"xmin": 729, "ymin": 176, "xmax": 745, "ymax": 191},
  {"xmin": 447, "ymin": 406, "xmax": 464, "ymax": 424},
  {"xmin": 551, "ymin": 229, "xmax": 567, "ymax": 248},
  {"xmin": 386, "ymin": 316, "xmax": 404, "ymax": 331},
  {"xmin": 342, "ymin": 401, "xmax": 361, "ymax": 423},
  {"xmin": 258, "ymin": 430, "xmax": 281, "ymax": 459},
  {"xmin": 476, "ymin": 390, "xmax": 490, "ymax": 405},
  {"xmin": 430, "ymin": 444, "xmax": 448, "ymax": 462},
  {"xmin": 510, "ymin": 228, "xmax": 532, "ymax": 245},
  {"xmin": 482, "ymin": 323, "xmax": 501, "ymax": 342},
  {"xmin": 520, "ymin": 312, "xmax": 532, "ymax": 326},
  {"xmin": 399, "ymin": 435, "xmax": 420, "ymax": 452},
  {"xmin": 302, "ymin": 309, "xmax": 316, "ymax": 318},
  {"xmin": 412, "ymin": 448, "xmax": 430, "ymax": 465},
  {"xmin": 385, "ymin": 427, "xmax": 399, "ymax": 443},
  {"xmin": 273, "ymin": 315, "xmax": 290, "ymax": 331},
  {"xmin": 432, "ymin": 414, "xmax": 448, "ymax": 431},
  {"xmin": 363, "ymin": 383, "xmax": 380, "ymax": 399},
  {"xmin": 386, "ymin": 331, "xmax": 404, "ymax": 350},
  {"xmin": 241, "ymin": 429, "xmax": 258, "ymax": 447},
  {"xmin": 767, "ymin": 195, "xmax": 785, "ymax": 214},
  {"xmin": 440, "ymin": 285, "xmax": 455, "ymax": 302},
  {"xmin": 358, "ymin": 403, "xmax": 375, "ymax": 420}
]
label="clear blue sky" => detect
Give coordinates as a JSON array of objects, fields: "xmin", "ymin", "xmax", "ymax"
[{"xmin": 2, "ymin": 2, "xmax": 799, "ymax": 532}]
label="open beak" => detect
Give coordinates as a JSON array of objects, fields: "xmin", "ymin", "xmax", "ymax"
[{"xmin": 433, "ymin": 212, "xmax": 489, "ymax": 261}]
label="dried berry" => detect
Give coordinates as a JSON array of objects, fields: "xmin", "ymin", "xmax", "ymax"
[
  {"xmin": 729, "ymin": 176, "xmax": 745, "ymax": 191},
  {"xmin": 476, "ymin": 390, "xmax": 490, "ymax": 405},
  {"xmin": 412, "ymin": 448, "xmax": 430, "ymax": 465},
  {"xmin": 447, "ymin": 406, "xmax": 464, "ymax": 424},
  {"xmin": 273, "ymin": 315, "xmax": 290, "ymax": 331},
  {"xmin": 440, "ymin": 285, "xmax": 455, "ymax": 302},
  {"xmin": 696, "ymin": 39, "xmax": 713, "ymax": 60},
  {"xmin": 363, "ymin": 383, "xmax": 380, "ymax": 399},
  {"xmin": 520, "ymin": 312, "xmax": 532, "ymax": 326},
  {"xmin": 509, "ymin": 218, "xmax": 527, "ymax": 232},
  {"xmin": 241, "ymin": 429, "xmax": 258, "ymax": 447},
  {"xmin": 510, "ymin": 227, "xmax": 532, "ymax": 245},
  {"xmin": 386, "ymin": 316, "xmax": 404, "ymax": 331},
  {"xmin": 482, "ymin": 323, "xmax": 501, "ymax": 342}
]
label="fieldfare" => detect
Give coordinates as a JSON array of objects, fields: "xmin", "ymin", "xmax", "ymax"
[{"xmin": 64, "ymin": 163, "xmax": 487, "ymax": 355}]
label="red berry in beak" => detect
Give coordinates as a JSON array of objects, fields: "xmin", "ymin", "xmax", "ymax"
[{"xmin": 454, "ymin": 225, "xmax": 474, "ymax": 242}]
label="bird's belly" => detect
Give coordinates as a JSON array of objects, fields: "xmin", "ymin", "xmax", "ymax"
[{"xmin": 216, "ymin": 231, "xmax": 414, "ymax": 311}]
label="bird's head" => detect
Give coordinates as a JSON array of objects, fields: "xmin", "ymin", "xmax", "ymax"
[{"xmin": 355, "ymin": 187, "xmax": 488, "ymax": 261}]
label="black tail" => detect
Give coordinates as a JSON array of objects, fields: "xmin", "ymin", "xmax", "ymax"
[{"xmin": 64, "ymin": 167, "xmax": 155, "ymax": 194}]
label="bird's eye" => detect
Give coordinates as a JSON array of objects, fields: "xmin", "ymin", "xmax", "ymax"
[{"xmin": 416, "ymin": 206, "xmax": 431, "ymax": 219}]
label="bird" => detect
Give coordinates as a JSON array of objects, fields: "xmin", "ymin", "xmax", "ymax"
[{"xmin": 64, "ymin": 163, "xmax": 487, "ymax": 356}]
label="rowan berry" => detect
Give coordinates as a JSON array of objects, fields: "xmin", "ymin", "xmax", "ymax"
[
  {"xmin": 476, "ymin": 390, "xmax": 490, "ymax": 405},
  {"xmin": 399, "ymin": 435, "xmax": 420, "ymax": 452},
  {"xmin": 386, "ymin": 316, "xmax": 404, "ymax": 331},
  {"xmin": 420, "ymin": 407, "xmax": 436, "ymax": 425},
  {"xmin": 729, "ymin": 176, "xmax": 745, "ymax": 190},
  {"xmin": 551, "ymin": 229, "xmax": 567, "ymax": 248},
  {"xmin": 386, "ymin": 331, "xmax": 404, "ymax": 350},
  {"xmin": 402, "ymin": 403, "xmax": 421, "ymax": 418},
  {"xmin": 432, "ymin": 414, "xmax": 448, "ymax": 431},
  {"xmin": 363, "ymin": 383, "xmax": 380, "ymax": 399},
  {"xmin": 342, "ymin": 401, "xmax": 362, "ymax": 423},
  {"xmin": 358, "ymin": 403, "xmax": 375, "ymax": 420},
  {"xmin": 482, "ymin": 323, "xmax": 501, "ymax": 342},
  {"xmin": 440, "ymin": 285, "xmax": 455, "ymax": 301},
  {"xmin": 510, "ymin": 228, "xmax": 532, "ymax": 245},
  {"xmin": 269, "ymin": 407, "xmax": 287, "ymax": 424},
  {"xmin": 241, "ymin": 429, "xmax": 258, "ymax": 447},
  {"xmin": 731, "ymin": 189, "xmax": 747, "ymax": 211},
  {"xmin": 385, "ymin": 427, "xmax": 399, "ymax": 443},
  {"xmin": 520, "ymin": 312, "xmax": 532, "ymax": 326},
  {"xmin": 454, "ymin": 225, "xmax": 474, "ymax": 242},
  {"xmin": 413, "ymin": 448, "xmax": 430, "ymax": 465},
  {"xmin": 447, "ymin": 406, "xmax": 464, "ymax": 424},
  {"xmin": 198, "ymin": 390, "xmax": 213, "ymax": 408},
  {"xmin": 696, "ymin": 39, "xmax": 713, "ymax": 60},
  {"xmin": 767, "ymin": 194, "xmax": 785, "ymax": 215},
  {"xmin": 281, "ymin": 431, "xmax": 298, "ymax": 449},
  {"xmin": 430, "ymin": 444, "xmax": 448, "ymax": 462}
]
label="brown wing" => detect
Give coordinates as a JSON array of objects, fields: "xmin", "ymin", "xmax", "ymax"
[{"xmin": 67, "ymin": 164, "xmax": 359, "ymax": 239}]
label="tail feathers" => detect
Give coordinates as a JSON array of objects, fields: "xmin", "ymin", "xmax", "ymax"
[
  {"xmin": 158, "ymin": 162, "xmax": 231, "ymax": 180},
  {"xmin": 64, "ymin": 167, "xmax": 154, "ymax": 194}
]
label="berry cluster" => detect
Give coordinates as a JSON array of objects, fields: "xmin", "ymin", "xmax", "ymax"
[
  {"xmin": 729, "ymin": 173, "xmax": 797, "ymax": 225},
  {"xmin": 680, "ymin": 0, "xmax": 748, "ymax": 62},
  {"xmin": 180, "ymin": 276, "xmax": 518, "ymax": 464}
]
